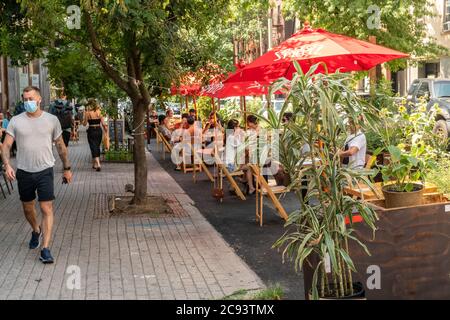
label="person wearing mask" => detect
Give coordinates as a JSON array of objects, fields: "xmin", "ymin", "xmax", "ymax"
[
  {"xmin": 1, "ymin": 86, "xmax": 72, "ymax": 264},
  {"xmin": 83, "ymin": 99, "xmax": 108, "ymax": 171},
  {"xmin": 338, "ymin": 117, "xmax": 367, "ymax": 169}
]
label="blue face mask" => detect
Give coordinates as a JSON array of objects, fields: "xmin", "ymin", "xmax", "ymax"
[{"xmin": 24, "ymin": 100, "xmax": 38, "ymax": 113}]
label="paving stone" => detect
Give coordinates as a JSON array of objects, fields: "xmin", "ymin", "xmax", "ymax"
[{"xmin": 0, "ymin": 130, "xmax": 263, "ymax": 299}]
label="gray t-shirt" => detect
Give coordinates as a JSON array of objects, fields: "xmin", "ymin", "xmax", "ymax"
[{"xmin": 6, "ymin": 112, "xmax": 62, "ymax": 173}]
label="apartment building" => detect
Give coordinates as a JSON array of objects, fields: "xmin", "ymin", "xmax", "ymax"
[
  {"xmin": 393, "ymin": 0, "xmax": 450, "ymax": 95},
  {"xmin": 0, "ymin": 56, "xmax": 51, "ymax": 114}
]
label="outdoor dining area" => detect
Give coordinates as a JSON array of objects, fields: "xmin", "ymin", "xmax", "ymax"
[{"xmin": 150, "ymin": 24, "xmax": 450, "ymax": 300}]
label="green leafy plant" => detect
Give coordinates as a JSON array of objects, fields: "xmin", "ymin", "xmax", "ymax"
[
  {"xmin": 380, "ymin": 145, "xmax": 435, "ymax": 192},
  {"xmin": 217, "ymin": 97, "xmax": 263, "ymax": 125},
  {"xmin": 261, "ymin": 63, "xmax": 379, "ymax": 299},
  {"xmin": 373, "ymin": 99, "xmax": 445, "ymax": 192},
  {"xmin": 427, "ymin": 158, "xmax": 450, "ymax": 195},
  {"xmin": 221, "ymin": 285, "xmax": 284, "ymax": 300}
]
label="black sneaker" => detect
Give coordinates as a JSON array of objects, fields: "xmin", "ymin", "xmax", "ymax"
[
  {"xmin": 29, "ymin": 227, "xmax": 42, "ymax": 249},
  {"xmin": 39, "ymin": 248, "xmax": 54, "ymax": 264}
]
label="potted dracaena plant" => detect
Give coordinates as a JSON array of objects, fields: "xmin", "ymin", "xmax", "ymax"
[{"xmin": 257, "ymin": 62, "xmax": 379, "ymax": 299}]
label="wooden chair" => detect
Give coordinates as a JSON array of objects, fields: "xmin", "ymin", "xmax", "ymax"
[
  {"xmin": 210, "ymin": 147, "xmax": 246, "ymax": 200},
  {"xmin": 181, "ymin": 144, "xmax": 202, "ymax": 175},
  {"xmin": 154, "ymin": 127, "xmax": 161, "ymax": 149},
  {"xmin": 219, "ymin": 165, "xmax": 246, "ymax": 201},
  {"xmin": 191, "ymin": 146, "xmax": 215, "ymax": 183},
  {"xmin": 154, "ymin": 127, "xmax": 172, "ymax": 159},
  {"xmin": 248, "ymin": 164, "xmax": 289, "ymax": 226}
]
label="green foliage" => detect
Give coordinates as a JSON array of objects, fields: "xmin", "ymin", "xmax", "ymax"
[
  {"xmin": 217, "ymin": 99, "xmax": 240, "ymax": 124},
  {"xmin": 195, "ymin": 96, "xmax": 213, "ymax": 122},
  {"xmin": 380, "ymin": 145, "xmax": 435, "ymax": 192},
  {"xmin": 372, "ymin": 99, "xmax": 447, "ymax": 191},
  {"xmin": 427, "ymin": 158, "xmax": 450, "ymax": 196},
  {"xmin": 365, "ymin": 128, "xmax": 384, "ymax": 152},
  {"xmin": 104, "ymin": 149, "xmax": 133, "ymax": 162},
  {"xmin": 267, "ymin": 63, "xmax": 378, "ymax": 299},
  {"xmin": 221, "ymin": 285, "xmax": 284, "ymax": 300},
  {"xmin": 0, "ymin": 0, "xmax": 46, "ymax": 65},
  {"xmin": 217, "ymin": 97, "xmax": 264, "ymax": 126},
  {"xmin": 45, "ymin": 43, "xmax": 124, "ymax": 101},
  {"xmin": 282, "ymin": 0, "xmax": 447, "ymax": 71},
  {"xmin": 252, "ymin": 285, "xmax": 284, "ymax": 300},
  {"xmin": 1, "ymin": 0, "xmax": 232, "ymax": 200}
]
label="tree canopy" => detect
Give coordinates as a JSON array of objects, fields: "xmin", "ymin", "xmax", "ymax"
[{"xmin": 282, "ymin": 0, "xmax": 447, "ymax": 70}]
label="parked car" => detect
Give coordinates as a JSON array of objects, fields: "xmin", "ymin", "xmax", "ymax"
[{"xmin": 406, "ymin": 78, "xmax": 450, "ymax": 142}]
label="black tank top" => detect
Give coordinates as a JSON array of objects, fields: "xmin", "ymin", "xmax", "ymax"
[{"xmin": 88, "ymin": 118, "xmax": 101, "ymax": 125}]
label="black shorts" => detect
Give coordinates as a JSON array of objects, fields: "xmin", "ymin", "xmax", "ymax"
[{"xmin": 16, "ymin": 167, "xmax": 55, "ymax": 202}]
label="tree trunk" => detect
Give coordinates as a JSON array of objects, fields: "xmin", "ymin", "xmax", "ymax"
[{"xmin": 132, "ymin": 98, "xmax": 148, "ymax": 205}]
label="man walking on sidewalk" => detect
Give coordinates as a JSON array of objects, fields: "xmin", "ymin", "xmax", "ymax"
[{"xmin": 0, "ymin": 86, "xmax": 73, "ymax": 264}]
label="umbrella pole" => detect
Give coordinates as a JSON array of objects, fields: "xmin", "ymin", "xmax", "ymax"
[
  {"xmin": 193, "ymin": 96, "xmax": 198, "ymax": 121},
  {"xmin": 243, "ymin": 96, "xmax": 247, "ymax": 131},
  {"xmin": 185, "ymin": 96, "xmax": 189, "ymax": 113}
]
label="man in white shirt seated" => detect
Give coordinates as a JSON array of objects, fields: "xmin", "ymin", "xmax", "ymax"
[{"xmin": 338, "ymin": 117, "xmax": 367, "ymax": 169}]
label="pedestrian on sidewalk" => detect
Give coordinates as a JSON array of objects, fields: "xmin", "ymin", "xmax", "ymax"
[
  {"xmin": 50, "ymin": 95, "xmax": 74, "ymax": 148},
  {"xmin": 0, "ymin": 86, "xmax": 73, "ymax": 264},
  {"xmin": 83, "ymin": 99, "xmax": 107, "ymax": 171}
]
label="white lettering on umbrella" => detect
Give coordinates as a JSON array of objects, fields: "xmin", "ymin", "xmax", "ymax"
[
  {"xmin": 248, "ymin": 81, "xmax": 264, "ymax": 89},
  {"xmin": 201, "ymin": 83, "xmax": 224, "ymax": 95},
  {"xmin": 274, "ymin": 44, "xmax": 325, "ymax": 61}
]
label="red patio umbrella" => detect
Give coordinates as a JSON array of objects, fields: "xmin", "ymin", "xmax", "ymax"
[{"xmin": 225, "ymin": 24, "xmax": 409, "ymax": 84}]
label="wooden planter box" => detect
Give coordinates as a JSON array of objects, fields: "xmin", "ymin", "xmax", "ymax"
[
  {"xmin": 302, "ymin": 195, "xmax": 450, "ymax": 300},
  {"xmin": 348, "ymin": 197, "xmax": 450, "ymax": 299}
]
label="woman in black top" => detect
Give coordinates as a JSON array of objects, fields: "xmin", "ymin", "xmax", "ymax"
[{"xmin": 83, "ymin": 99, "xmax": 108, "ymax": 171}]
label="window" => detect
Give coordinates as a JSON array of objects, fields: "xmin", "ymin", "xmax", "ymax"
[
  {"xmin": 444, "ymin": 0, "xmax": 450, "ymax": 31},
  {"xmin": 434, "ymin": 81, "xmax": 450, "ymax": 97},
  {"xmin": 425, "ymin": 62, "xmax": 439, "ymax": 78},
  {"xmin": 408, "ymin": 80, "xmax": 420, "ymax": 96},
  {"xmin": 416, "ymin": 82, "xmax": 430, "ymax": 98}
]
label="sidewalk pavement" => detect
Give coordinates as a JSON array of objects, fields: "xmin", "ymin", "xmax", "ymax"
[{"xmin": 0, "ymin": 131, "xmax": 264, "ymax": 300}]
